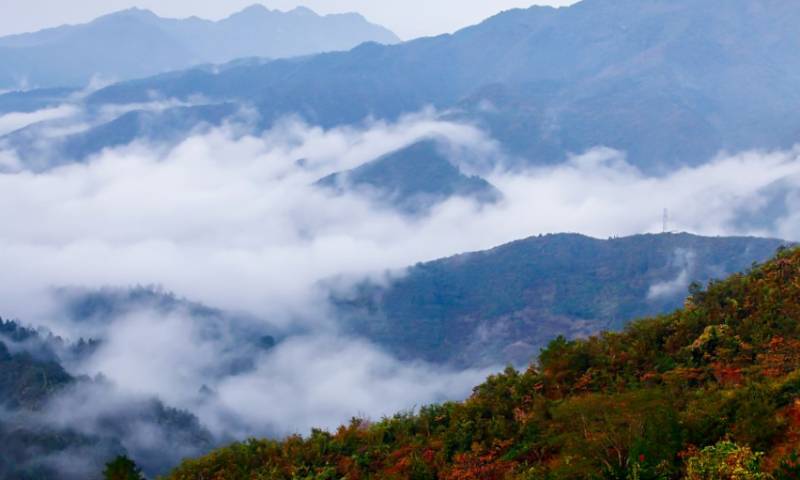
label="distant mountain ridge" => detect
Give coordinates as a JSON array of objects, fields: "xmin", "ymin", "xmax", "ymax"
[
  {"xmin": 82, "ymin": 0, "xmax": 800, "ymax": 172},
  {"xmin": 0, "ymin": 4, "xmax": 399, "ymax": 89},
  {"xmin": 334, "ymin": 233, "xmax": 791, "ymax": 366}
]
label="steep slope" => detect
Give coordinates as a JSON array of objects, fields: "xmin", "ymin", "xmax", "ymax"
[
  {"xmin": 86, "ymin": 0, "xmax": 800, "ymax": 171},
  {"xmin": 0, "ymin": 287, "xmax": 279, "ymax": 479},
  {"xmin": 0, "ymin": 319, "xmax": 214, "ymax": 480},
  {"xmin": 0, "ymin": 5, "xmax": 399, "ymax": 89},
  {"xmin": 315, "ymin": 140, "xmax": 501, "ymax": 213},
  {"xmin": 335, "ymin": 233, "xmax": 789, "ymax": 366},
  {"xmin": 167, "ymin": 246, "xmax": 800, "ymax": 480},
  {"xmin": 0, "ymin": 335, "xmax": 72, "ymax": 410}
]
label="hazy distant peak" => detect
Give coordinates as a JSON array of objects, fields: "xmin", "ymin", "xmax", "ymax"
[
  {"xmin": 326, "ymin": 11, "xmax": 372, "ymax": 23},
  {"xmin": 0, "ymin": 3, "xmax": 400, "ymax": 89},
  {"xmin": 228, "ymin": 4, "xmax": 325, "ymax": 19},
  {"xmin": 98, "ymin": 7, "xmax": 159, "ymax": 22},
  {"xmin": 230, "ymin": 4, "xmax": 275, "ymax": 17},
  {"xmin": 229, "ymin": 5, "xmax": 325, "ymax": 20},
  {"xmin": 240, "ymin": 4, "xmax": 271, "ymax": 13},
  {"xmin": 289, "ymin": 6, "xmax": 318, "ymax": 17}
]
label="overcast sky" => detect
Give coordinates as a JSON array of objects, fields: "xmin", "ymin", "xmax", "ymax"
[{"xmin": 0, "ymin": 0, "xmax": 577, "ymax": 40}]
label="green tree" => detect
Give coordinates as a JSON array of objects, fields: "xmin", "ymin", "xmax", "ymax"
[{"xmin": 103, "ymin": 455, "xmax": 144, "ymax": 480}]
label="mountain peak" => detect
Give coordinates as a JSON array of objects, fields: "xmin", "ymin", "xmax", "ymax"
[
  {"xmin": 315, "ymin": 139, "xmax": 501, "ymax": 214},
  {"xmin": 233, "ymin": 4, "xmax": 320, "ymax": 18},
  {"xmin": 289, "ymin": 6, "xmax": 318, "ymax": 17},
  {"xmin": 238, "ymin": 4, "xmax": 272, "ymax": 15},
  {"xmin": 100, "ymin": 7, "xmax": 159, "ymax": 22},
  {"xmin": 225, "ymin": 4, "xmax": 280, "ymax": 21}
]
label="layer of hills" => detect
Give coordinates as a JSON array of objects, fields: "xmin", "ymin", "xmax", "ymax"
[
  {"xmin": 0, "ymin": 5, "xmax": 399, "ymax": 89},
  {"xmin": 1, "ymin": 0, "xmax": 798, "ymax": 478},
  {"xmin": 67, "ymin": 0, "xmax": 800, "ymax": 173},
  {"xmin": 166, "ymin": 244, "xmax": 800, "ymax": 479},
  {"xmin": 339, "ymin": 233, "xmax": 789, "ymax": 366},
  {"xmin": 0, "ymin": 233, "xmax": 788, "ymax": 478}
]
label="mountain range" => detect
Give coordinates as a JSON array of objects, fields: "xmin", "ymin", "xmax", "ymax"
[
  {"xmin": 73, "ymin": 0, "xmax": 800, "ymax": 173},
  {"xmin": 2, "ymin": 0, "xmax": 799, "ymax": 210},
  {"xmin": 1, "ymin": 0, "xmax": 799, "ymax": 477},
  {"xmin": 0, "ymin": 5, "xmax": 399, "ymax": 90}
]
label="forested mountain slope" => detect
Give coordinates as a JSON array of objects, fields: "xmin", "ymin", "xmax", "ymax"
[
  {"xmin": 0, "ymin": 287, "xmax": 278, "ymax": 479},
  {"xmin": 167, "ymin": 245, "xmax": 800, "ymax": 479},
  {"xmin": 337, "ymin": 233, "xmax": 789, "ymax": 366},
  {"xmin": 0, "ymin": 319, "xmax": 213, "ymax": 479}
]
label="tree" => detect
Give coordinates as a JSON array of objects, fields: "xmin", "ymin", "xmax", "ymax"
[{"xmin": 103, "ymin": 455, "xmax": 144, "ymax": 480}]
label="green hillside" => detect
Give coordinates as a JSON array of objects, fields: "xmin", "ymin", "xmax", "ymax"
[{"xmin": 167, "ymin": 246, "xmax": 800, "ymax": 479}]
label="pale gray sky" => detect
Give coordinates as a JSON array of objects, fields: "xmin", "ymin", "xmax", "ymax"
[{"xmin": 0, "ymin": 0, "xmax": 577, "ymax": 40}]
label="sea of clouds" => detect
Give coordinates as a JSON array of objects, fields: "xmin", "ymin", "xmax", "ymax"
[{"xmin": 1, "ymin": 101, "xmax": 800, "ymax": 474}]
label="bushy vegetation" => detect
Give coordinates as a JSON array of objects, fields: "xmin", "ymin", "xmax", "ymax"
[
  {"xmin": 168, "ymin": 246, "xmax": 800, "ymax": 479},
  {"xmin": 104, "ymin": 456, "xmax": 145, "ymax": 480}
]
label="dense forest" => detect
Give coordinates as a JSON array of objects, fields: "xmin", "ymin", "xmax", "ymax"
[{"xmin": 166, "ymin": 245, "xmax": 800, "ymax": 479}]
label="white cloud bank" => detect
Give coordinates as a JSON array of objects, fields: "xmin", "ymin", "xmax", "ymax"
[
  {"xmin": 3, "ymin": 123, "xmax": 799, "ymax": 324},
  {"xmin": 0, "ymin": 104, "xmax": 80, "ymax": 136}
]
